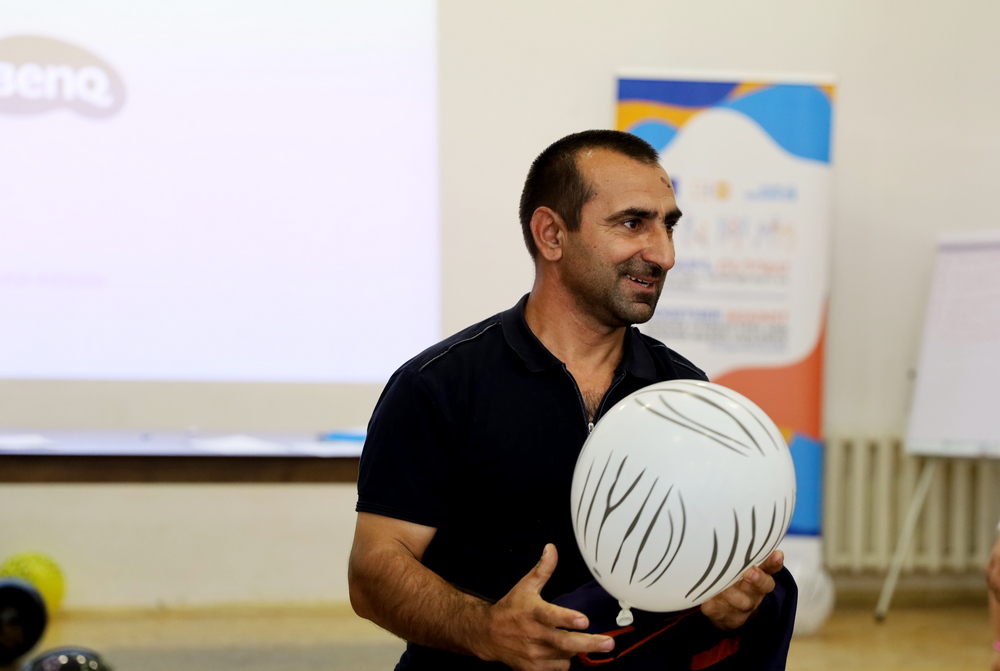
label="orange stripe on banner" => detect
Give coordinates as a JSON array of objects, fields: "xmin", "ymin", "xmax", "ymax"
[
  {"xmin": 616, "ymin": 101, "xmax": 700, "ymax": 131},
  {"xmin": 727, "ymin": 82, "xmax": 769, "ymax": 100},
  {"xmin": 713, "ymin": 304, "xmax": 827, "ymax": 439}
]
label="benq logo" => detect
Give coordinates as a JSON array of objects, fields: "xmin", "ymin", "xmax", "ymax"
[{"xmin": 0, "ymin": 35, "xmax": 125, "ymax": 118}]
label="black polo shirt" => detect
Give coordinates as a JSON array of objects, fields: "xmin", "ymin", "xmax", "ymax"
[{"xmin": 357, "ymin": 294, "xmax": 706, "ymax": 669}]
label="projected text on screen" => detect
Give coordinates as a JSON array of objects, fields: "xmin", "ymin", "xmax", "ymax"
[{"xmin": 0, "ymin": 0, "xmax": 439, "ymax": 383}]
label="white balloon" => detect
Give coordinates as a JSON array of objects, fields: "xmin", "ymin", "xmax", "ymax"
[
  {"xmin": 571, "ymin": 380, "xmax": 796, "ymax": 614},
  {"xmin": 791, "ymin": 566, "xmax": 835, "ymax": 636}
]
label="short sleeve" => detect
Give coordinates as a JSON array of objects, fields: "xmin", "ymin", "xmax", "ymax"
[{"xmin": 356, "ymin": 366, "xmax": 461, "ymax": 529}]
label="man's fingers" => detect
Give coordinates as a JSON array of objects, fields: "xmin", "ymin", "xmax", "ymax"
[
  {"xmin": 488, "ymin": 543, "xmax": 619, "ymax": 666},
  {"xmin": 740, "ymin": 564, "xmax": 777, "ymax": 597},
  {"xmin": 550, "ymin": 630, "xmax": 615, "ymax": 656},
  {"xmin": 509, "ymin": 631, "xmax": 614, "ymax": 669},
  {"xmin": 701, "ymin": 556, "xmax": 781, "ymax": 630},
  {"xmin": 760, "ymin": 550, "xmax": 784, "ymax": 575},
  {"xmin": 532, "ymin": 626, "xmax": 614, "ymax": 657},
  {"xmin": 535, "ymin": 601, "xmax": 590, "ymax": 631},
  {"xmin": 519, "ymin": 543, "xmax": 559, "ymax": 595},
  {"xmin": 703, "ymin": 564, "xmax": 774, "ymax": 616},
  {"xmin": 712, "ymin": 581, "xmax": 757, "ymax": 613}
]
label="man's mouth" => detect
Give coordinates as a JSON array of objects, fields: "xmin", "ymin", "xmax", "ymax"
[{"xmin": 626, "ymin": 274, "xmax": 653, "ymax": 288}]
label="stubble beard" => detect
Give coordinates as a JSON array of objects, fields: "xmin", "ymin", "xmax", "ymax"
[{"xmin": 565, "ymin": 257, "xmax": 666, "ymax": 328}]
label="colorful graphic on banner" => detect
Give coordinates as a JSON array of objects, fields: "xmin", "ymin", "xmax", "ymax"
[{"xmin": 617, "ymin": 75, "xmax": 834, "ymax": 533}]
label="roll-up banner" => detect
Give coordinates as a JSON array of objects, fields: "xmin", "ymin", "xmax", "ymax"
[{"xmin": 617, "ymin": 73, "xmax": 835, "ymax": 541}]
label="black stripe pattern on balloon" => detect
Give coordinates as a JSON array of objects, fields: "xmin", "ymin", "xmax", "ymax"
[
  {"xmin": 577, "ymin": 459, "xmax": 792, "ymax": 603},
  {"xmin": 642, "ymin": 491, "xmax": 686, "ymax": 588},
  {"xmin": 634, "ymin": 386, "xmax": 781, "ymax": 458},
  {"xmin": 575, "ymin": 382, "xmax": 792, "ymax": 603},
  {"xmin": 654, "ymin": 381, "xmax": 787, "ymax": 454},
  {"xmin": 592, "ymin": 457, "xmax": 645, "ymax": 565},
  {"xmin": 683, "ymin": 496, "xmax": 792, "ymax": 603},
  {"xmin": 577, "ymin": 453, "xmax": 689, "ymax": 587}
]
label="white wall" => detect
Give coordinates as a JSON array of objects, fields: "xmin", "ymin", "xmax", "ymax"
[
  {"xmin": 0, "ymin": 484, "xmax": 358, "ymax": 609},
  {"xmin": 439, "ymin": 0, "xmax": 1000, "ymax": 436},
  {"xmin": 2, "ymin": 0, "xmax": 999, "ymax": 609}
]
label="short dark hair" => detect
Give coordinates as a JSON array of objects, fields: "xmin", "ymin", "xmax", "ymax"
[{"xmin": 518, "ymin": 130, "xmax": 660, "ymax": 257}]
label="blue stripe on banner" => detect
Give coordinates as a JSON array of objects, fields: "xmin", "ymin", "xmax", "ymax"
[
  {"xmin": 628, "ymin": 121, "xmax": 678, "ymax": 153},
  {"xmin": 720, "ymin": 85, "xmax": 832, "ymax": 163},
  {"xmin": 618, "ymin": 78, "xmax": 738, "ymax": 108},
  {"xmin": 788, "ymin": 433, "xmax": 824, "ymax": 536},
  {"xmin": 317, "ymin": 431, "xmax": 366, "ymax": 442}
]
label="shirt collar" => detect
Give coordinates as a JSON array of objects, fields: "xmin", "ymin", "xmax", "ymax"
[{"xmin": 501, "ymin": 293, "xmax": 660, "ymax": 381}]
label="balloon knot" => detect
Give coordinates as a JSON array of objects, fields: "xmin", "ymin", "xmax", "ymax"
[{"xmin": 616, "ymin": 600, "xmax": 634, "ymax": 627}]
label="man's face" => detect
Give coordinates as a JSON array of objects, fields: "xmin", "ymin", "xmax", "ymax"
[{"xmin": 560, "ymin": 148, "xmax": 680, "ymax": 327}]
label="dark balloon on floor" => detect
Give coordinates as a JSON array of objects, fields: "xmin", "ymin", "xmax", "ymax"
[
  {"xmin": 19, "ymin": 647, "xmax": 113, "ymax": 671},
  {"xmin": 0, "ymin": 578, "xmax": 47, "ymax": 665}
]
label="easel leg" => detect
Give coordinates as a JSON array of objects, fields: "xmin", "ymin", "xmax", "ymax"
[{"xmin": 874, "ymin": 457, "xmax": 939, "ymax": 622}]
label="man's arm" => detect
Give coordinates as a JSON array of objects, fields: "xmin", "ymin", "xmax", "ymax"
[
  {"xmin": 348, "ymin": 512, "xmax": 614, "ymax": 671},
  {"xmin": 699, "ymin": 550, "xmax": 785, "ymax": 630}
]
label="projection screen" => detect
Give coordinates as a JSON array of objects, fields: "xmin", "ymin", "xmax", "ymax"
[{"xmin": 0, "ymin": 0, "xmax": 439, "ymax": 385}]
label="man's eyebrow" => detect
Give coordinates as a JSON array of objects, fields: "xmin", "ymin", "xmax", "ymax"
[
  {"xmin": 606, "ymin": 207, "xmax": 656, "ymax": 221},
  {"xmin": 605, "ymin": 207, "xmax": 683, "ymax": 223}
]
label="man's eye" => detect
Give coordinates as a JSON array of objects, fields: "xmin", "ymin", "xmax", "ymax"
[{"xmin": 623, "ymin": 219, "xmax": 640, "ymax": 230}]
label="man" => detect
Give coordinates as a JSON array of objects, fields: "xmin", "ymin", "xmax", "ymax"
[{"xmin": 349, "ymin": 130, "xmax": 792, "ymax": 670}]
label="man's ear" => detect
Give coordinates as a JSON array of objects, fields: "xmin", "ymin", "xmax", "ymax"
[{"xmin": 529, "ymin": 207, "xmax": 566, "ymax": 261}]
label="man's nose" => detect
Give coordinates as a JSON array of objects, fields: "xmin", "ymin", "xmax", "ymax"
[{"xmin": 643, "ymin": 227, "xmax": 675, "ymax": 271}]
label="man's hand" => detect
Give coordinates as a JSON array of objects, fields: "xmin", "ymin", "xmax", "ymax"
[
  {"xmin": 477, "ymin": 544, "xmax": 614, "ymax": 671},
  {"xmin": 350, "ymin": 515, "xmax": 611, "ymax": 671},
  {"xmin": 699, "ymin": 550, "xmax": 784, "ymax": 631}
]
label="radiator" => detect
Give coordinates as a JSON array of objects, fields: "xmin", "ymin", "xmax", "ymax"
[{"xmin": 823, "ymin": 436, "xmax": 1000, "ymax": 573}]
